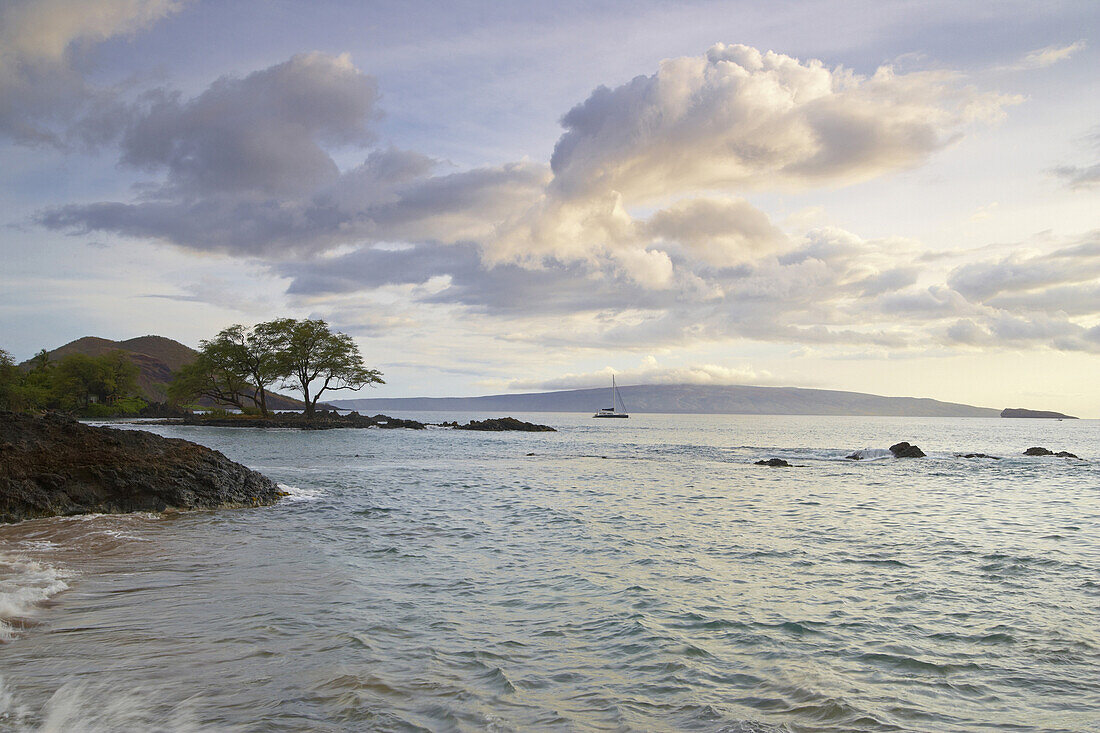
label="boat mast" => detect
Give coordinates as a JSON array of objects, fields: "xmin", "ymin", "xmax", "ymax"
[{"xmin": 611, "ymin": 374, "xmax": 616, "ymax": 411}]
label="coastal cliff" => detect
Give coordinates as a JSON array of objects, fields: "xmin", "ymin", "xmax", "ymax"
[{"xmin": 0, "ymin": 412, "xmax": 281, "ymax": 523}]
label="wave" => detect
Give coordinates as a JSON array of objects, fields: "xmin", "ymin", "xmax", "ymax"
[
  {"xmin": 276, "ymin": 484, "xmax": 324, "ymax": 502},
  {"xmin": 0, "ymin": 553, "xmax": 72, "ymax": 642},
  {"xmin": 0, "ymin": 676, "xmax": 213, "ymax": 732}
]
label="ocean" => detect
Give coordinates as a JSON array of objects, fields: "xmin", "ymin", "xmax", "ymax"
[{"xmin": 1, "ymin": 413, "xmax": 1098, "ymax": 732}]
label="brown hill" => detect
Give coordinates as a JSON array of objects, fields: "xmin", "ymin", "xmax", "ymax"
[{"xmin": 25, "ymin": 335, "xmax": 307, "ymax": 410}]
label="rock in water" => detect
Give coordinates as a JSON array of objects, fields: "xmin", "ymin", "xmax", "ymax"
[
  {"xmin": 754, "ymin": 458, "xmax": 791, "ymax": 467},
  {"xmin": 0, "ymin": 411, "xmax": 281, "ymax": 523},
  {"xmin": 889, "ymin": 442, "xmax": 926, "ymax": 458},
  {"xmin": 1022, "ymin": 447, "xmax": 1080, "ymax": 459},
  {"xmin": 957, "ymin": 453, "xmax": 1001, "ymax": 460},
  {"xmin": 456, "ymin": 417, "xmax": 556, "ymax": 432}
]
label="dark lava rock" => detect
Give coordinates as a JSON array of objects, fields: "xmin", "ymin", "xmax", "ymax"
[
  {"xmin": 182, "ymin": 412, "xmax": 426, "ymax": 430},
  {"xmin": 1023, "ymin": 447, "xmax": 1080, "ymax": 459},
  {"xmin": 456, "ymin": 417, "xmax": 556, "ymax": 432},
  {"xmin": 1001, "ymin": 408, "xmax": 1077, "ymax": 419},
  {"xmin": 957, "ymin": 453, "xmax": 1002, "ymax": 460},
  {"xmin": 0, "ymin": 411, "xmax": 281, "ymax": 523},
  {"xmin": 889, "ymin": 442, "xmax": 926, "ymax": 458},
  {"xmin": 754, "ymin": 458, "xmax": 791, "ymax": 467}
]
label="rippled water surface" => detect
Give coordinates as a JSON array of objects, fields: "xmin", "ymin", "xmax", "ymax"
[{"xmin": 2, "ymin": 413, "xmax": 1099, "ymax": 731}]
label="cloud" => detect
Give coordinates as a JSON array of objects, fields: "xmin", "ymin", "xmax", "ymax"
[
  {"xmin": 121, "ymin": 52, "xmax": 378, "ymax": 196},
  {"xmin": 946, "ymin": 236, "xmax": 1100, "ymax": 302},
  {"xmin": 0, "ymin": 0, "xmax": 182, "ymax": 146},
  {"xmin": 644, "ymin": 197, "xmax": 788, "ymax": 266},
  {"xmin": 503, "ymin": 356, "xmax": 775, "ymax": 391},
  {"xmin": 548, "ymin": 43, "xmax": 1018, "ymax": 201},
  {"xmin": 1050, "ymin": 162, "xmax": 1100, "ymax": 189},
  {"xmin": 1005, "ymin": 40, "xmax": 1087, "ymax": 70}
]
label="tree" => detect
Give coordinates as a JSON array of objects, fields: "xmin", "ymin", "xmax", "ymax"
[
  {"xmin": 99, "ymin": 350, "xmax": 139, "ymax": 404},
  {"xmin": 168, "ymin": 351, "xmax": 251, "ymax": 411},
  {"xmin": 53, "ymin": 353, "xmax": 107, "ymax": 408},
  {"xmin": 0, "ymin": 349, "xmax": 21, "ymax": 411},
  {"xmin": 168, "ymin": 325, "xmax": 284, "ymax": 415},
  {"xmin": 265, "ymin": 318, "xmax": 384, "ymax": 417}
]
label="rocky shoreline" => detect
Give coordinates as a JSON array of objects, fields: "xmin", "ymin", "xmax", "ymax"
[
  {"xmin": 0, "ymin": 411, "xmax": 282, "ymax": 523},
  {"xmin": 164, "ymin": 412, "xmax": 557, "ymax": 432}
]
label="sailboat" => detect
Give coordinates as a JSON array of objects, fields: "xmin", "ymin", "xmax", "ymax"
[{"xmin": 593, "ymin": 375, "xmax": 629, "ymax": 418}]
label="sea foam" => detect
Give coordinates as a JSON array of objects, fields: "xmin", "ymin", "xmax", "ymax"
[{"xmin": 0, "ymin": 554, "xmax": 72, "ymax": 642}]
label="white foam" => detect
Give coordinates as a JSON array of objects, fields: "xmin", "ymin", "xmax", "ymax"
[
  {"xmin": 846, "ymin": 448, "xmax": 894, "ymax": 461},
  {"xmin": 0, "ymin": 676, "xmax": 208, "ymax": 732},
  {"xmin": 277, "ymin": 484, "xmax": 324, "ymax": 503},
  {"xmin": 0, "ymin": 554, "xmax": 73, "ymax": 642}
]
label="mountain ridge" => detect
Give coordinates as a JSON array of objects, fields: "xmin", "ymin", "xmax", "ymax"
[{"xmin": 331, "ymin": 383, "xmax": 1002, "ymax": 417}]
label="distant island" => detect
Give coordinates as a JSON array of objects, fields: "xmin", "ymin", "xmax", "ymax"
[
  {"xmin": 332, "ymin": 383, "xmax": 1004, "ymax": 417},
  {"xmin": 1000, "ymin": 408, "xmax": 1078, "ymax": 419}
]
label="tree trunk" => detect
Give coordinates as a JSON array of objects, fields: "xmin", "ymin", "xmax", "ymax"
[{"xmin": 301, "ymin": 379, "xmax": 313, "ymax": 417}]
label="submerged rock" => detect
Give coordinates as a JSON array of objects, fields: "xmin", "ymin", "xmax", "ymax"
[
  {"xmin": 0, "ymin": 411, "xmax": 281, "ymax": 523},
  {"xmin": 957, "ymin": 453, "xmax": 1002, "ymax": 460},
  {"xmin": 455, "ymin": 417, "xmax": 556, "ymax": 432},
  {"xmin": 754, "ymin": 458, "xmax": 791, "ymax": 467},
  {"xmin": 889, "ymin": 442, "xmax": 926, "ymax": 458}
]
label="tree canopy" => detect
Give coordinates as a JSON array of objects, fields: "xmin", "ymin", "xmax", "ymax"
[{"xmin": 168, "ymin": 318, "xmax": 383, "ymax": 417}]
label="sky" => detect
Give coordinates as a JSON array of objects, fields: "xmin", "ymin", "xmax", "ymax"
[{"xmin": 1, "ymin": 0, "xmax": 1098, "ymax": 414}]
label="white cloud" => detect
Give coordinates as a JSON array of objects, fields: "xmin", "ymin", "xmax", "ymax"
[
  {"xmin": 1006, "ymin": 40, "xmax": 1087, "ymax": 70},
  {"xmin": 504, "ymin": 356, "xmax": 775, "ymax": 391},
  {"xmin": 549, "ymin": 43, "xmax": 1019, "ymax": 201}
]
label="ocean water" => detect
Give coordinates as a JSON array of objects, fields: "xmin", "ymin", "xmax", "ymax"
[{"xmin": 1, "ymin": 413, "xmax": 1098, "ymax": 732}]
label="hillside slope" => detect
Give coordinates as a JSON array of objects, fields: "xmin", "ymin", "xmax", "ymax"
[
  {"xmin": 332, "ymin": 384, "xmax": 1001, "ymax": 417},
  {"xmin": 26, "ymin": 336, "xmax": 306, "ymax": 409}
]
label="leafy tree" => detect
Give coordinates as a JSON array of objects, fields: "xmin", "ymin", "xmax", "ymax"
[
  {"xmin": 168, "ymin": 351, "xmax": 252, "ymax": 411},
  {"xmin": 217, "ymin": 323, "xmax": 283, "ymax": 416},
  {"xmin": 53, "ymin": 353, "xmax": 106, "ymax": 408},
  {"xmin": 21, "ymin": 349, "xmax": 57, "ymax": 410},
  {"xmin": 99, "ymin": 350, "xmax": 139, "ymax": 403},
  {"xmin": 265, "ymin": 318, "xmax": 384, "ymax": 417},
  {"xmin": 51, "ymin": 351, "xmax": 139, "ymax": 409},
  {"xmin": 0, "ymin": 349, "xmax": 22, "ymax": 411},
  {"xmin": 168, "ymin": 324, "xmax": 283, "ymax": 414}
]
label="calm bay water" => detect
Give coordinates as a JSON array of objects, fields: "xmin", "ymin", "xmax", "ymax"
[{"xmin": 1, "ymin": 413, "xmax": 1099, "ymax": 732}]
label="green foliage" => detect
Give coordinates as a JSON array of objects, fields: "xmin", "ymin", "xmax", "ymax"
[
  {"xmin": 0, "ymin": 349, "xmax": 21, "ymax": 411},
  {"xmin": 168, "ymin": 323, "xmax": 284, "ymax": 415},
  {"xmin": 261, "ymin": 318, "xmax": 384, "ymax": 416},
  {"xmin": 0, "ymin": 347, "xmax": 143, "ymax": 413}
]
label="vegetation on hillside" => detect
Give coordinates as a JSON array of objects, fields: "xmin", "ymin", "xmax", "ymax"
[
  {"xmin": 169, "ymin": 318, "xmax": 383, "ymax": 417},
  {"xmin": 0, "ymin": 347, "xmax": 146, "ymax": 416},
  {"xmin": 2, "ymin": 319, "xmax": 382, "ymax": 420}
]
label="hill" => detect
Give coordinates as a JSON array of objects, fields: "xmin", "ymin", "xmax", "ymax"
[
  {"xmin": 331, "ymin": 384, "xmax": 1001, "ymax": 417},
  {"xmin": 25, "ymin": 335, "xmax": 306, "ymax": 409}
]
